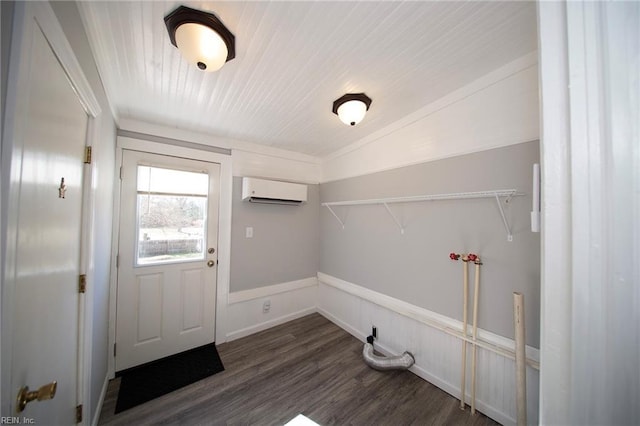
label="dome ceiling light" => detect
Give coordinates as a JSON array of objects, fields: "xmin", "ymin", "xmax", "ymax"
[
  {"xmin": 165, "ymin": 5, "xmax": 235, "ymax": 72},
  {"xmin": 332, "ymin": 93, "xmax": 372, "ymax": 126}
]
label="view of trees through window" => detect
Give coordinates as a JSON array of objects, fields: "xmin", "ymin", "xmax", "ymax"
[
  {"xmin": 139, "ymin": 195, "xmax": 205, "ymax": 229},
  {"xmin": 136, "ymin": 165, "xmax": 208, "ymax": 265}
]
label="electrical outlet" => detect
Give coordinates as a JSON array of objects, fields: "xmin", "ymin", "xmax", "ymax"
[
  {"xmin": 245, "ymin": 227, "xmax": 253, "ymax": 238},
  {"xmin": 263, "ymin": 299, "xmax": 270, "ymax": 313}
]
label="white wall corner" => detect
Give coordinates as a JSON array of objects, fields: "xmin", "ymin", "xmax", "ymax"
[
  {"xmin": 91, "ymin": 373, "xmax": 110, "ymax": 426},
  {"xmin": 231, "ymin": 149, "xmax": 321, "ymax": 184},
  {"xmin": 225, "ymin": 277, "xmax": 319, "ymax": 342},
  {"xmin": 320, "ymin": 52, "xmax": 540, "ymax": 183}
]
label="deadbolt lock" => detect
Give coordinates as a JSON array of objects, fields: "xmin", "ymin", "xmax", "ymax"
[
  {"xmin": 208, "ymin": 248, "xmax": 215, "ymax": 254},
  {"xmin": 16, "ymin": 381, "xmax": 57, "ymax": 413}
]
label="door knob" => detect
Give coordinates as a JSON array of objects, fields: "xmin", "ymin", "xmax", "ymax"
[
  {"xmin": 207, "ymin": 260, "xmax": 215, "ymax": 267},
  {"xmin": 16, "ymin": 381, "xmax": 57, "ymax": 413}
]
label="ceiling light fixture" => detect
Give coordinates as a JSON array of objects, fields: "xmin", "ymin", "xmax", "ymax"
[
  {"xmin": 165, "ymin": 5, "xmax": 235, "ymax": 72},
  {"xmin": 332, "ymin": 93, "xmax": 372, "ymax": 126}
]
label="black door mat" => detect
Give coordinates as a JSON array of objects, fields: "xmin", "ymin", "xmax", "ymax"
[{"xmin": 115, "ymin": 342, "xmax": 224, "ymax": 413}]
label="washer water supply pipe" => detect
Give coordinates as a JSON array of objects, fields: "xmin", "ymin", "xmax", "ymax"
[{"xmin": 362, "ymin": 336, "xmax": 415, "ymax": 371}]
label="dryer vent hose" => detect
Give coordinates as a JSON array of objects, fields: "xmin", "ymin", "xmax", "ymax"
[{"xmin": 363, "ymin": 335, "xmax": 415, "ymax": 371}]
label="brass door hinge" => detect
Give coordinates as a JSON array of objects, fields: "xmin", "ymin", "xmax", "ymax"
[
  {"xmin": 79, "ymin": 274, "xmax": 87, "ymax": 293},
  {"xmin": 84, "ymin": 146, "xmax": 92, "ymax": 164},
  {"xmin": 76, "ymin": 404, "xmax": 83, "ymax": 423}
]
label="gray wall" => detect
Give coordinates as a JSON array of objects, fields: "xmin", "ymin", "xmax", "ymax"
[
  {"xmin": 230, "ymin": 177, "xmax": 319, "ymax": 292},
  {"xmin": 320, "ymin": 141, "xmax": 540, "ymax": 347},
  {"xmin": 50, "ymin": 1, "xmax": 116, "ymax": 420}
]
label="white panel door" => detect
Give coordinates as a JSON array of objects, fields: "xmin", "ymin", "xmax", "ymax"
[
  {"xmin": 116, "ymin": 150, "xmax": 220, "ymax": 371},
  {"xmin": 3, "ymin": 4, "xmax": 90, "ymax": 422}
]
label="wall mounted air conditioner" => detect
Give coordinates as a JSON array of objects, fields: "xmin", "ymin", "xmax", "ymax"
[{"xmin": 241, "ymin": 177, "xmax": 307, "ymax": 205}]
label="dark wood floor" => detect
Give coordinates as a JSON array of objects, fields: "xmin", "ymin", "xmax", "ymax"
[{"xmin": 98, "ymin": 313, "xmax": 499, "ymax": 425}]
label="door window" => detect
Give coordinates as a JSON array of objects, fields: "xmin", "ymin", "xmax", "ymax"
[{"xmin": 136, "ymin": 165, "xmax": 208, "ymax": 266}]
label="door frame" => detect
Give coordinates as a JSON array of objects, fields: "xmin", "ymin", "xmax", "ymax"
[
  {"xmin": 1, "ymin": 1, "xmax": 102, "ymax": 419},
  {"xmin": 538, "ymin": 1, "xmax": 640, "ymax": 423},
  {"xmin": 108, "ymin": 136, "xmax": 232, "ymax": 378}
]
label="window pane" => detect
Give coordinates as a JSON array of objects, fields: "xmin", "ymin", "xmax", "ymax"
[{"xmin": 136, "ymin": 165, "xmax": 208, "ymax": 266}]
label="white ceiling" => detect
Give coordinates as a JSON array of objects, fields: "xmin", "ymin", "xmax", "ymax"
[{"xmin": 79, "ymin": 1, "xmax": 537, "ymax": 157}]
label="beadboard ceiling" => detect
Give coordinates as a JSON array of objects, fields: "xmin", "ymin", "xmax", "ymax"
[{"xmin": 79, "ymin": 1, "xmax": 537, "ymax": 157}]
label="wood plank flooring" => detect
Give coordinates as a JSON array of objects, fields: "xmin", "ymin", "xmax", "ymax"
[{"xmin": 98, "ymin": 313, "xmax": 500, "ymax": 425}]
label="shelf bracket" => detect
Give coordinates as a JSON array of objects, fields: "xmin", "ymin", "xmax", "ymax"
[
  {"xmin": 494, "ymin": 193, "xmax": 513, "ymax": 242},
  {"xmin": 324, "ymin": 189, "xmax": 521, "ymax": 239},
  {"xmin": 325, "ymin": 205, "xmax": 345, "ymax": 229},
  {"xmin": 383, "ymin": 202, "xmax": 404, "ymax": 234}
]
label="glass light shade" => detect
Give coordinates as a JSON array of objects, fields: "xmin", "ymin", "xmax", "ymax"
[
  {"xmin": 337, "ymin": 100, "xmax": 368, "ymax": 126},
  {"xmin": 175, "ymin": 23, "xmax": 228, "ymax": 72}
]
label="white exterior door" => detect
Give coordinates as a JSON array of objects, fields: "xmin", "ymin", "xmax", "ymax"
[
  {"xmin": 116, "ymin": 150, "xmax": 220, "ymax": 371},
  {"xmin": 2, "ymin": 3, "xmax": 95, "ymax": 422}
]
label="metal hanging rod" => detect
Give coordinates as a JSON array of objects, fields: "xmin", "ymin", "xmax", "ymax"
[{"xmin": 322, "ymin": 189, "xmax": 524, "ymax": 241}]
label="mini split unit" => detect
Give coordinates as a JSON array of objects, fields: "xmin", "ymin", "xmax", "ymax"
[{"xmin": 241, "ymin": 177, "xmax": 307, "ymax": 206}]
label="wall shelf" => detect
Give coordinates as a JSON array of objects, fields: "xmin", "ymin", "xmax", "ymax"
[{"xmin": 322, "ymin": 189, "xmax": 523, "ymax": 241}]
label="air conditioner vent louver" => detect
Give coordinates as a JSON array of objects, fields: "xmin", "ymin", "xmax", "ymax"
[
  {"xmin": 248, "ymin": 197, "xmax": 303, "ymax": 206},
  {"xmin": 242, "ymin": 177, "xmax": 307, "ymax": 206}
]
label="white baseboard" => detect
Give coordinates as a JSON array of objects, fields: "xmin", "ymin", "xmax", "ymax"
[{"xmin": 91, "ymin": 373, "xmax": 110, "ymax": 426}]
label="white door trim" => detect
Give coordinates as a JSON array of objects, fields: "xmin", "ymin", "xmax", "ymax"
[
  {"xmin": 536, "ymin": 2, "xmax": 572, "ymax": 423},
  {"xmin": 1, "ymin": 2, "xmax": 101, "ymax": 419},
  {"xmin": 78, "ymin": 118, "xmax": 103, "ymax": 425},
  {"xmin": 539, "ymin": 1, "xmax": 640, "ymax": 423},
  {"xmin": 108, "ymin": 136, "xmax": 232, "ymax": 378},
  {"xmin": 28, "ymin": 3, "xmax": 101, "ymax": 118}
]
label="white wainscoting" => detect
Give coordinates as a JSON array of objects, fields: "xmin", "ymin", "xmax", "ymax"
[
  {"xmin": 222, "ymin": 273, "xmax": 539, "ymax": 425},
  {"xmin": 225, "ymin": 277, "xmax": 318, "ymax": 341},
  {"xmin": 316, "ymin": 272, "xmax": 539, "ymax": 426}
]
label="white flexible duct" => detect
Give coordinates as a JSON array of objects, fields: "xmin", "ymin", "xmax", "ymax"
[{"xmin": 362, "ymin": 337, "xmax": 415, "ymax": 371}]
